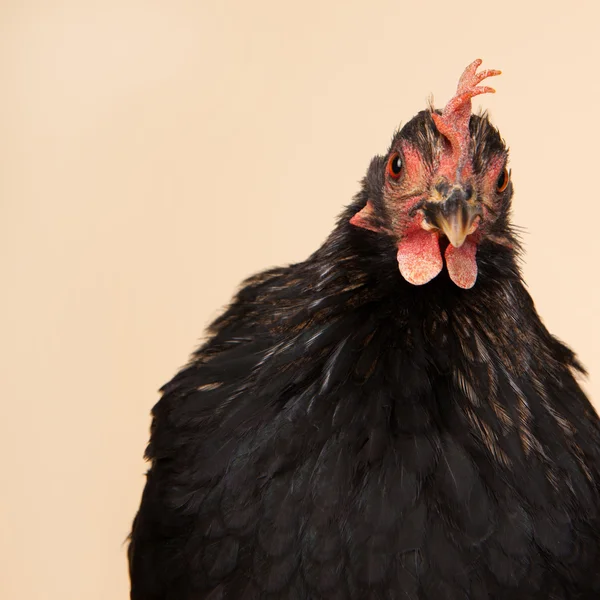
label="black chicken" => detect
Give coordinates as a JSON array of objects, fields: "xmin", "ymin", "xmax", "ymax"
[{"xmin": 129, "ymin": 60, "xmax": 600, "ymax": 599}]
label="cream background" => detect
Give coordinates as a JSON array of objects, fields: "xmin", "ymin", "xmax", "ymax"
[{"xmin": 1, "ymin": 1, "xmax": 598, "ymax": 598}]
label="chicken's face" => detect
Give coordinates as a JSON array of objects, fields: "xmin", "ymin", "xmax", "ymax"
[{"xmin": 351, "ymin": 60, "xmax": 512, "ymax": 289}]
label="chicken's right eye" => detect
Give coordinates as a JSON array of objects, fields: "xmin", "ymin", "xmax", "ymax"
[{"xmin": 387, "ymin": 152, "xmax": 403, "ymax": 179}]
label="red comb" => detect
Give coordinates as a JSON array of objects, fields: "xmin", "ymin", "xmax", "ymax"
[{"xmin": 432, "ymin": 59, "xmax": 501, "ymax": 179}]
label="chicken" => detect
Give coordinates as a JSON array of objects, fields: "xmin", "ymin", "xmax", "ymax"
[{"xmin": 128, "ymin": 59, "xmax": 600, "ymax": 599}]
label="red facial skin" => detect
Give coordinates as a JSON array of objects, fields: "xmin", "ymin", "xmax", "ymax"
[
  {"xmin": 351, "ymin": 139, "xmax": 508, "ymax": 289},
  {"xmin": 349, "ymin": 141, "xmax": 430, "ymax": 235},
  {"xmin": 480, "ymin": 154, "xmax": 508, "ymax": 223},
  {"xmin": 389, "ymin": 142, "xmax": 502, "ymax": 290}
]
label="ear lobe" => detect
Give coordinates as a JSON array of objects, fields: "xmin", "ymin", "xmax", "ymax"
[{"xmin": 349, "ymin": 200, "xmax": 382, "ymax": 233}]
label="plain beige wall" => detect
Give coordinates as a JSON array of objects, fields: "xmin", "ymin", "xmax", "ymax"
[{"xmin": 1, "ymin": 1, "xmax": 598, "ymax": 598}]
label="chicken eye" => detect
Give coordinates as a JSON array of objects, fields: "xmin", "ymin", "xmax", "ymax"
[
  {"xmin": 496, "ymin": 167, "xmax": 509, "ymax": 193},
  {"xmin": 387, "ymin": 152, "xmax": 403, "ymax": 179}
]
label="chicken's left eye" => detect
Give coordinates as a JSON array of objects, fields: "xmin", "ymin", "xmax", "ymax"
[
  {"xmin": 387, "ymin": 152, "xmax": 403, "ymax": 179},
  {"xmin": 497, "ymin": 167, "xmax": 509, "ymax": 192}
]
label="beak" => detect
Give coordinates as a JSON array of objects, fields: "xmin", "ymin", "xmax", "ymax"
[{"xmin": 431, "ymin": 186, "xmax": 482, "ymax": 248}]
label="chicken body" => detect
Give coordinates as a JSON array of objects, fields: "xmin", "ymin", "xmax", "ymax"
[{"xmin": 129, "ymin": 63, "xmax": 600, "ymax": 599}]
